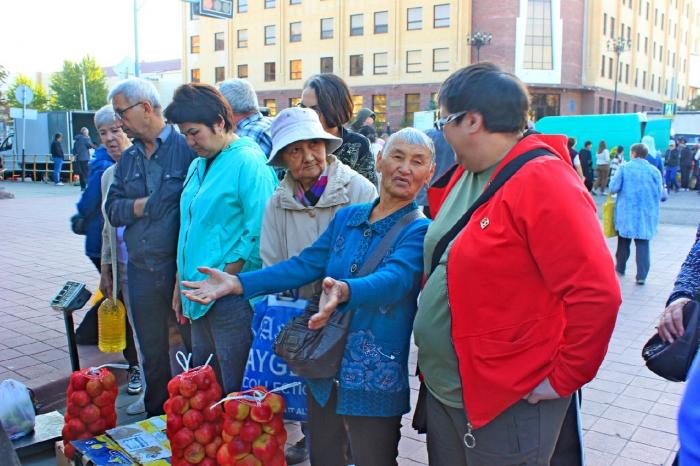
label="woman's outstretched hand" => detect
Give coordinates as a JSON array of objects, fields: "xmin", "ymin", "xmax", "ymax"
[
  {"xmin": 181, "ymin": 267, "xmax": 242, "ymax": 304},
  {"xmin": 309, "ymin": 277, "xmax": 349, "ymax": 330}
]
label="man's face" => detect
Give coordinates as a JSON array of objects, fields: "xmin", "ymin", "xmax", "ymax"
[
  {"xmin": 112, "ymin": 94, "xmax": 146, "ymax": 139},
  {"xmin": 439, "ymin": 105, "xmax": 474, "ymax": 167}
]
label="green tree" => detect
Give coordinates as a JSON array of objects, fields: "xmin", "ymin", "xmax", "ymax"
[
  {"xmin": 688, "ymin": 95, "xmax": 700, "ymax": 110},
  {"xmin": 7, "ymin": 74, "xmax": 50, "ymax": 112},
  {"xmin": 49, "ymin": 56, "xmax": 108, "ymax": 110},
  {"xmin": 0, "ymin": 66, "xmax": 8, "ymax": 124}
]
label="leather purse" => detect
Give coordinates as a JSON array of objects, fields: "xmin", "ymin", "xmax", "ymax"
[
  {"xmin": 642, "ymin": 298, "xmax": 700, "ymax": 382},
  {"xmin": 274, "ymin": 208, "xmax": 424, "ymax": 380}
]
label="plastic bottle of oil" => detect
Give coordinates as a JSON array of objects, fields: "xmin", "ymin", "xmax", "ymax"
[{"xmin": 98, "ymin": 299, "xmax": 126, "ymax": 353}]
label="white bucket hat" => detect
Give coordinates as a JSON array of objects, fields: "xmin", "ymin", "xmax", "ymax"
[{"xmin": 267, "ymin": 107, "xmax": 342, "ymax": 167}]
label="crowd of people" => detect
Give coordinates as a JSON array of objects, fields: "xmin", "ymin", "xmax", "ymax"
[{"xmin": 68, "ymin": 62, "xmax": 700, "ymax": 466}]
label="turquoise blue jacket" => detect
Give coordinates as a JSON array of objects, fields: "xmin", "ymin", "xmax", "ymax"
[
  {"xmin": 178, "ymin": 137, "xmax": 278, "ymax": 320},
  {"xmin": 609, "ymin": 158, "xmax": 663, "ymax": 240},
  {"xmin": 239, "ymin": 201, "xmax": 429, "ymax": 417}
]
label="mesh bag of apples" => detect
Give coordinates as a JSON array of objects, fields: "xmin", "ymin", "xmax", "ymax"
[{"xmin": 62, "ymin": 367, "xmax": 118, "ymax": 460}]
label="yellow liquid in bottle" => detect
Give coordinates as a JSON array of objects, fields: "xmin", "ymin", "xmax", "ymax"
[{"xmin": 98, "ymin": 299, "xmax": 127, "ymax": 353}]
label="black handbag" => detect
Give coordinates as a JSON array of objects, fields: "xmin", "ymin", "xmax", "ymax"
[
  {"xmin": 70, "ymin": 213, "xmax": 88, "ymax": 235},
  {"xmin": 642, "ymin": 298, "xmax": 700, "ymax": 382},
  {"xmin": 274, "ymin": 208, "xmax": 424, "ymax": 379}
]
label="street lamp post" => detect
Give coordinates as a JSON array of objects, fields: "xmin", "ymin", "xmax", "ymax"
[
  {"xmin": 607, "ymin": 36, "xmax": 632, "ymax": 114},
  {"xmin": 467, "ymin": 32, "xmax": 493, "ymax": 63}
]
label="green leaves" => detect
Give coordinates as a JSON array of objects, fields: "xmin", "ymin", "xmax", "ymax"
[
  {"xmin": 48, "ymin": 56, "xmax": 108, "ymax": 111},
  {"xmin": 7, "ymin": 74, "xmax": 50, "ymax": 112}
]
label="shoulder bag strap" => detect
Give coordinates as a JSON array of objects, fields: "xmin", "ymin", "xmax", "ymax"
[
  {"xmin": 356, "ymin": 208, "xmax": 425, "ymax": 277},
  {"xmin": 429, "ymin": 148, "xmax": 553, "ymax": 275}
]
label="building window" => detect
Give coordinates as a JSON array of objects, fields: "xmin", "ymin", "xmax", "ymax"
[
  {"xmin": 598, "ymin": 97, "xmax": 605, "ymax": 114},
  {"xmin": 372, "ymin": 94, "xmax": 387, "ymax": 123},
  {"xmin": 190, "ymin": 2, "xmax": 200, "ymax": 20},
  {"xmin": 238, "ymin": 0, "xmax": 248, "ymax": 13},
  {"xmin": 214, "ymin": 32, "xmax": 225, "ymax": 51},
  {"xmin": 607, "ymin": 99, "xmax": 612, "ymax": 113},
  {"xmin": 290, "ymin": 22, "xmax": 302, "ymax": 42},
  {"xmin": 374, "ymin": 52, "xmax": 388, "ymax": 74},
  {"xmin": 290, "ymin": 0, "xmax": 301, "ymax": 4},
  {"xmin": 608, "ymin": 57, "xmax": 613, "ymax": 79},
  {"xmin": 433, "ymin": 48, "xmax": 449, "ymax": 71},
  {"xmin": 530, "ymin": 94, "xmax": 560, "ymax": 120},
  {"xmin": 264, "ymin": 62, "xmax": 276, "ymax": 82},
  {"xmin": 434, "ymin": 4, "xmax": 450, "ymax": 28},
  {"xmin": 264, "ymin": 99, "xmax": 277, "ymax": 116},
  {"xmin": 642, "ymin": 71, "xmax": 647, "ymax": 88},
  {"xmin": 320, "ymin": 57, "xmax": 333, "ymax": 73},
  {"xmin": 190, "ymin": 35, "xmax": 200, "ymax": 53},
  {"xmin": 350, "ymin": 14, "xmax": 364, "ymax": 36},
  {"xmin": 238, "ymin": 64, "xmax": 248, "ymax": 78},
  {"xmin": 623, "ymin": 102, "xmax": 628, "ymax": 113},
  {"xmin": 406, "ymin": 50, "xmax": 421, "ymax": 73},
  {"xmin": 405, "ymin": 93, "xmax": 421, "ymax": 126},
  {"xmin": 600, "ymin": 55, "xmax": 605, "ymax": 77},
  {"xmin": 237, "ymin": 29, "xmax": 248, "ymax": 48},
  {"xmin": 352, "ymin": 95, "xmax": 364, "ymax": 117},
  {"xmin": 625, "ymin": 64, "xmax": 629, "ymax": 84},
  {"xmin": 610, "ymin": 17, "xmax": 615, "ymax": 39},
  {"xmin": 321, "ymin": 18, "xmax": 334, "ymax": 39},
  {"xmin": 407, "ymin": 7, "xmax": 422, "ymax": 30},
  {"xmin": 523, "ymin": 0, "xmax": 553, "ymax": 70},
  {"xmin": 644, "ymin": 37, "xmax": 648, "ymax": 54},
  {"xmin": 289, "ymin": 97, "xmax": 301, "ymax": 107},
  {"xmin": 265, "ymin": 0, "xmax": 275, "ymax": 8},
  {"xmin": 265, "ymin": 25, "xmax": 276, "ymax": 45},
  {"xmin": 374, "ymin": 11, "xmax": 388, "ymax": 34},
  {"xmin": 633, "ymin": 103, "xmax": 638, "ymax": 112},
  {"xmin": 190, "ymin": 68, "xmax": 200, "ymax": 83},
  {"xmin": 634, "ymin": 68, "xmax": 638, "ymax": 86},
  {"xmin": 603, "ymin": 13, "xmax": 607, "ymax": 36},
  {"xmin": 215, "ymin": 66, "xmax": 225, "ymax": 83},
  {"xmin": 651, "ymin": 73, "xmax": 655, "ymax": 92},
  {"xmin": 349, "ymin": 54, "xmax": 363, "ymax": 76},
  {"xmin": 290, "ymin": 59, "xmax": 302, "ymax": 80}
]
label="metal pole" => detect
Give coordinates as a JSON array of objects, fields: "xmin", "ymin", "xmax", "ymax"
[
  {"xmin": 81, "ymin": 69, "xmax": 89, "ymax": 111},
  {"xmin": 21, "ymin": 100, "xmax": 26, "ymax": 182},
  {"xmin": 133, "ymin": 0, "xmax": 140, "ymax": 77},
  {"xmin": 613, "ymin": 51, "xmax": 620, "ymax": 113},
  {"xmin": 476, "ymin": 46, "xmax": 480, "ymax": 63}
]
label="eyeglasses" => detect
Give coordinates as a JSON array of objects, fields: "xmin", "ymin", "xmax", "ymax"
[
  {"xmin": 114, "ymin": 102, "xmax": 143, "ymax": 120},
  {"xmin": 434, "ymin": 110, "xmax": 468, "ymax": 131}
]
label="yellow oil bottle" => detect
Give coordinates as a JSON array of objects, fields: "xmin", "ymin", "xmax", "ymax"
[{"xmin": 97, "ymin": 299, "xmax": 126, "ymax": 353}]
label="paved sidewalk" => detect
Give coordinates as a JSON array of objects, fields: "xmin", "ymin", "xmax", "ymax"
[{"xmin": 1, "ymin": 180, "xmax": 698, "ymax": 465}]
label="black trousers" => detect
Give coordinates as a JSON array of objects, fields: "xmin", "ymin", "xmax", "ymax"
[
  {"xmin": 307, "ymin": 387, "xmax": 401, "ymax": 466},
  {"xmin": 681, "ymin": 165, "xmax": 692, "ymax": 189},
  {"xmin": 77, "ymin": 160, "xmax": 89, "ymax": 190}
]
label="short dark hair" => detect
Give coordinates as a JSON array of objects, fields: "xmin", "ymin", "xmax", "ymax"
[
  {"xmin": 584, "ymin": 140, "xmax": 592, "ymax": 148},
  {"xmin": 303, "ymin": 74, "xmax": 353, "ymax": 130},
  {"xmin": 164, "ymin": 83, "xmax": 234, "ymax": 132},
  {"xmin": 567, "ymin": 137, "xmax": 576, "ymax": 149},
  {"xmin": 616, "ymin": 145, "xmax": 624, "ymax": 153},
  {"xmin": 54, "ymin": 133, "xmax": 62, "ymax": 140},
  {"xmin": 597, "ymin": 140, "xmax": 607, "ymax": 153},
  {"xmin": 631, "ymin": 143, "xmax": 648, "ymax": 158},
  {"xmin": 437, "ymin": 63, "xmax": 529, "ymax": 133}
]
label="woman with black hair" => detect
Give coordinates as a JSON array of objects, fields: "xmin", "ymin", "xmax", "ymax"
[{"xmin": 301, "ymin": 74, "xmax": 378, "ymax": 186}]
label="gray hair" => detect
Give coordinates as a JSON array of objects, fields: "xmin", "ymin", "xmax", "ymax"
[
  {"xmin": 383, "ymin": 128, "xmax": 435, "ymax": 161},
  {"xmin": 80, "ymin": 127, "xmax": 89, "ymax": 135},
  {"xmin": 94, "ymin": 105, "xmax": 118, "ymax": 128},
  {"xmin": 108, "ymin": 77, "xmax": 161, "ymax": 109},
  {"xmin": 219, "ymin": 79, "xmax": 258, "ymax": 114}
]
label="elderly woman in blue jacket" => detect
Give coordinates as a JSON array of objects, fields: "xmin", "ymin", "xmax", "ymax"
[
  {"xmin": 609, "ymin": 142, "xmax": 664, "ymax": 285},
  {"xmin": 164, "ymin": 83, "xmax": 278, "ymax": 393},
  {"xmin": 183, "ymin": 128, "xmax": 435, "ymax": 466}
]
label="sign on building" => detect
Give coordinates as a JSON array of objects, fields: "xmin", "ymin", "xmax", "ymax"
[{"xmin": 199, "ymin": 0, "xmax": 233, "ymax": 19}]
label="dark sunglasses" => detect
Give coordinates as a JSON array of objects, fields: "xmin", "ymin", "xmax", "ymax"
[{"xmin": 434, "ymin": 110, "xmax": 468, "ymax": 131}]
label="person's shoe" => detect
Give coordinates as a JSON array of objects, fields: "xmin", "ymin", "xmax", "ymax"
[
  {"xmin": 55, "ymin": 182, "xmax": 64, "ymax": 186},
  {"xmin": 126, "ymin": 394, "xmax": 145, "ymax": 415},
  {"xmin": 635, "ymin": 279, "xmax": 646, "ymax": 285},
  {"xmin": 285, "ymin": 437, "xmax": 309, "ymax": 465},
  {"xmin": 127, "ymin": 366, "xmax": 142, "ymax": 395}
]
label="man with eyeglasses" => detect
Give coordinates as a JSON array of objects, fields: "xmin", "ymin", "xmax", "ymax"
[
  {"xmin": 105, "ymin": 77, "xmax": 197, "ymax": 417},
  {"xmin": 413, "ymin": 63, "xmax": 620, "ymax": 466}
]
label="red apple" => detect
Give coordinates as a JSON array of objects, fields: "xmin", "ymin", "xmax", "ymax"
[
  {"xmin": 206, "ymin": 385, "xmax": 222, "ymax": 403},
  {"xmin": 221, "ymin": 430, "xmax": 234, "ymax": 443},
  {"xmin": 224, "ymin": 398, "xmax": 250, "ymax": 421},
  {"xmin": 93, "ymin": 390, "xmax": 114, "ymax": 407},
  {"xmin": 235, "ymin": 454, "xmax": 262, "ymax": 466},
  {"xmin": 70, "ymin": 390, "xmax": 90, "ymax": 408},
  {"xmin": 204, "ymin": 403, "xmax": 223, "ymax": 422},
  {"xmin": 249, "ymin": 404, "xmax": 273, "ymax": 424},
  {"xmin": 189, "ymin": 391, "xmax": 208, "ymax": 411},
  {"xmin": 275, "ymin": 428, "xmax": 287, "ymax": 448},
  {"xmin": 205, "ymin": 436, "xmax": 222, "ymax": 458},
  {"xmin": 105, "ymin": 412, "xmax": 117, "ymax": 428},
  {"xmin": 171, "ymin": 427, "xmax": 195, "ymax": 449},
  {"xmin": 217, "ymin": 443, "xmax": 233, "ymax": 466},
  {"xmin": 184, "ymin": 442, "xmax": 206, "ymax": 464},
  {"xmin": 167, "ymin": 414, "xmax": 184, "ymax": 433},
  {"xmin": 170, "ymin": 395, "xmax": 190, "ymax": 415},
  {"xmin": 85, "ymin": 379, "xmax": 103, "ymax": 398},
  {"xmin": 200, "ymin": 458, "xmax": 216, "ymax": 466},
  {"xmin": 194, "ymin": 422, "xmax": 216, "ymax": 445},
  {"xmin": 227, "ymin": 437, "xmax": 251, "ymax": 459},
  {"xmin": 67, "ymin": 418, "xmax": 85, "ymax": 436},
  {"xmin": 183, "ymin": 409, "xmax": 204, "ymax": 430},
  {"xmin": 223, "ymin": 418, "xmax": 243, "ymax": 437},
  {"xmin": 268, "ymin": 450, "xmax": 285, "ymax": 466},
  {"xmin": 101, "ymin": 371, "xmax": 116, "ymax": 390},
  {"xmin": 80, "ymin": 404, "xmax": 100, "ymax": 424},
  {"xmin": 252, "ymin": 433, "xmax": 278, "ymax": 461},
  {"xmin": 71, "ymin": 373, "xmax": 88, "ymax": 391},
  {"xmin": 67, "ymin": 403, "xmax": 81, "ymax": 418},
  {"xmin": 88, "ymin": 418, "xmax": 107, "ymax": 434},
  {"xmin": 168, "ymin": 377, "xmax": 181, "ymax": 397},
  {"xmin": 264, "ymin": 393, "xmax": 285, "ymax": 415},
  {"xmin": 239, "ymin": 420, "xmax": 262, "ymax": 443},
  {"xmin": 63, "ymin": 443, "xmax": 76, "ymax": 460},
  {"xmin": 262, "ymin": 416, "xmax": 284, "ymax": 435},
  {"xmin": 179, "ymin": 378, "xmax": 198, "ymax": 398},
  {"xmin": 192, "ymin": 370, "xmax": 211, "ymax": 390}
]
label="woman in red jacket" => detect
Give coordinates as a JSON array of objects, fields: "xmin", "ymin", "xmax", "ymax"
[{"xmin": 413, "ymin": 63, "xmax": 622, "ymax": 466}]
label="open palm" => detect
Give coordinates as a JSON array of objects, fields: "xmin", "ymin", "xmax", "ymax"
[{"xmin": 181, "ymin": 267, "xmax": 242, "ymax": 304}]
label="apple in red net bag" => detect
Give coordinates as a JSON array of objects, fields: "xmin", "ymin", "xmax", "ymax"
[
  {"xmin": 215, "ymin": 383, "xmax": 293, "ymax": 466},
  {"xmin": 62, "ymin": 366, "xmax": 118, "ymax": 460},
  {"xmin": 165, "ymin": 352, "xmax": 225, "ymax": 466}
]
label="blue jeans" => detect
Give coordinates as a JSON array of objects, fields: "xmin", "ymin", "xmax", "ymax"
[
  {"xmin": 191, "ymin": 295, "xmax": 253, "ymax": 393},
  {"xmin": 52, "ymin": 157, "xmax": 63, "ymax": 183},
  {"xmin": 666, "ymin": 166, "xmax": 679, "ymax": 191},
  {"xmin": 615, "ymin": 236, "xmax": 650, "ymax": 281},
  {"xmin": 127, "ymin": 261, "xmax": 180, "ymax": 416}
]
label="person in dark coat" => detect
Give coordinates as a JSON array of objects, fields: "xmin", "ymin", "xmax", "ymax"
[
  {"xmin": 665, "ymin": 140, "xmax": 680, "ymax": 192},
  {"xmin": 578, "ymin": 140, "xmax": 595, "ymax": 192},
  {"xmin": 679, "ymin": 138, "xmax": 694, "ymax": 190},
  {"xmin": 50, "ymin": 133, "xmax": 65, "ymax": 185},
  {"xmin": 73, "ymin": 127, "xmax": 94, "ymax": 191}
]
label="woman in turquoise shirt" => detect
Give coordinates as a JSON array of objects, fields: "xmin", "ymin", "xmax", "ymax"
[
  {"xmin": 182, "ymin": 128, "xmax": 435, "ymax": 466},
  {"xmin": 164, "ymin": 83, "xmax": 278, "ymax": 392}
]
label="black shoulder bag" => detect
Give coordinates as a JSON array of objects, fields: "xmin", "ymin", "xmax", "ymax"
[
  {"xmin": 274, "ymin": 208, "xmax": 424, "ymax": 379},
  {"xmin": 413, "ymin": 148, "xmax": 551, "ymax": 434}
]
